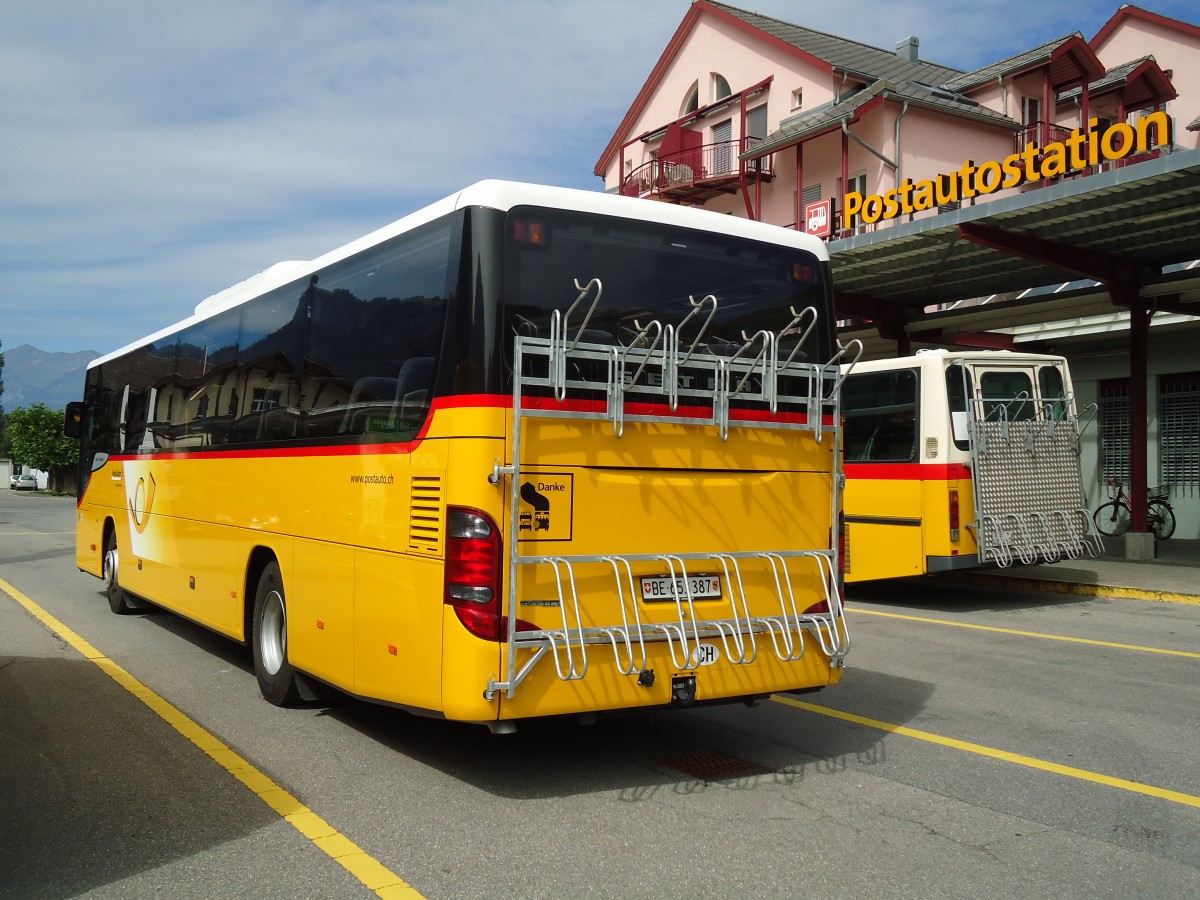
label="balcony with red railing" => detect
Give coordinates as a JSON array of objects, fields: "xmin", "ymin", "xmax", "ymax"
[
  {"xmin": 621, "ymin": 138, "xmax": 773, "ymax": 204},
  {"xmin": 1013, "ymin": 120, "xmax": 1165, "ymax": 184},
  {"xmin": 1014, "ymin": 121, "xmax": 1074, "ymax": 155}
]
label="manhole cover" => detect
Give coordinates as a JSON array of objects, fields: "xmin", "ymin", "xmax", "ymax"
[{"xmin": 658, "ymin": 751, "xmax": 771, "ymax": 782}]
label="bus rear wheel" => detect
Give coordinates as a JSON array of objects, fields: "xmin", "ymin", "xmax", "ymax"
[
  {"xmin": 252, "ymin": 561, "xmax": 301, "ymax": 706},
  {"xmin": 104, "ymin": 530, "xmax": 143, "ymax": 614}
]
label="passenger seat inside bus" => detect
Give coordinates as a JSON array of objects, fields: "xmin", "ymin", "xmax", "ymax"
[
  {"xmin": 339, "ymin": 357, "xmax": 435, "ymax": 434},
  {"xmin": 394, "ymin": 356, "xmax": 435, "ymax": 419}
]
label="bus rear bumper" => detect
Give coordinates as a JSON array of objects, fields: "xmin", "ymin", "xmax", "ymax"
[{"xmin": 926, "ymin": 554, "xmax": 980, "ymax": 573}]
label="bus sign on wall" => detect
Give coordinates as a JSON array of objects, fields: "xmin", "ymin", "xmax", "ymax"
[{"xmin": 804, "ymin": 198, "xmax": 833, "ymax": 238}]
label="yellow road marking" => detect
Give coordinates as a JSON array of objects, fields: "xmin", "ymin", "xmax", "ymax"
[
  {"xmin": 846, "ymin": 607, "xmax": 1200, "ymax": 659},
  {"xmin": 773, "ymin": 694, "xmax": 1200, "ymax": 809},
  {"xmin": 0, "ymin": 577, "xmax": 424, "ymax": 900}
]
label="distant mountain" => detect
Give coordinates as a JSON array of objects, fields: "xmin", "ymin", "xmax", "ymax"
[{"xmin": 2, "ymin": 344, "xmax": 97, "ymax": 412}]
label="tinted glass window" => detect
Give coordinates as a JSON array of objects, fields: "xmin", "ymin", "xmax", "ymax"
[
  {"xmin": 1038, "ymin": 365, "xmax": 1067, "ymax": 420},
  {"xmin": 167, "ymin": 308, "xmax": 242, "ymax": 448},
  {"xmin": 501, "ymin": 207, "xmax": 834, "ymax": 368},
  {"xmin": 842, "ymin": 369, "xmax": 918, "ymax": 462},
  {"xmin": 980, "ymin": 371, "xmax": 1035, "ymax": 421},
  {"xmin": 304, "ymin": 218, "xmax": 452, "ymax": 440},
  {"xmin": 946, "ymin": 363, "xmax": 973, "ymax": 450},
  {"xmin": 82, "ymin": 215, "xmax": 453, "ymax": 455},
  {"xmin": 227, "ymin": 288, "xmax": 306, "ymax": 444}
]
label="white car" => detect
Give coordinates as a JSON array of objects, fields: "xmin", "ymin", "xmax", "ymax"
[{"xmin": 12, "ymin": 474, "xmax": 38, "ymax": 491}]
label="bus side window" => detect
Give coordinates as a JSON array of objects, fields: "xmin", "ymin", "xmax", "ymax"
[
  {"xmin": 1039, "ymin": 366, "xmax": 1067, "ymax": 420},
  {"xmin": 123, "ymin": 389, "xmax": 150, "ymax": 454},
  {"xmin": 946, "ymin": 364, "xmax": 972, "ymax": 450},
  {"xmin": 842, "ymin": 369, "xmax": 917, "ymax": 462}
]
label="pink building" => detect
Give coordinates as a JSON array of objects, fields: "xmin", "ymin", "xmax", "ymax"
[{"xmin": 596, "ymin": 2, "xmax": 1195, "ymax": 237}]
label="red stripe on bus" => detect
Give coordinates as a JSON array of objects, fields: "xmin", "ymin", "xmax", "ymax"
[
  {"xmin": 520, "ymin": 394, "xmax": 827, "ymax": 425},
  {"xmin": 844, "ymin": 462, "xmax": 971, "ymax": 480},
  {"xmin": 96, "ymin": 392, "xmax": 830, "ymax": 467}
]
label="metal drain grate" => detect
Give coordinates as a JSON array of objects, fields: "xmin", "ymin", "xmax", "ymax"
[{"xmin": 658, "ymin": 751, "xmax": 771, "ymax": 782}]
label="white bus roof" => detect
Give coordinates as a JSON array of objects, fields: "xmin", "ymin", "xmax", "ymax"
[
  {"xmin": 91, "ymin": 181, "xmax": 829, "ymax": 369},
  {"xmin": 845, "ymin": 349, "xmax": 1068, "ymax": 374}
]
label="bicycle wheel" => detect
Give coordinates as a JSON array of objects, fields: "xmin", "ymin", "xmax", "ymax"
[
  {"xmin": 1093, "ymin": 500, "xmax": 1131, "ymax": 536},
  {"xmin": 1148, "ymin": 499, "xmax": 1176, "ymax": 540}
]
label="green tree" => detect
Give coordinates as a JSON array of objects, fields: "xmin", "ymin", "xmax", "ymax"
[{"xmin": 7, "ymin": 403, "xmax": 78, "ymax": 493}]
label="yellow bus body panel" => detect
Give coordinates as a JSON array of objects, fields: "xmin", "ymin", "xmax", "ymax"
[
  {"xmin": 843, "ymin": 468, "xmax": 979, "ymax": 582},
  {"xmin": 844, "ymin": 474, "xmax": 925, "ymax": 582}
]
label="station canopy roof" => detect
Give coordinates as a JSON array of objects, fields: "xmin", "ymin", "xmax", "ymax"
[{"xmin": 829, "ymin": 148, "xmax": 1200, "ymax": 358}]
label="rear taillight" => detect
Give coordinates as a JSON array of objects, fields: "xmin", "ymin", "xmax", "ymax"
[
  {"xmin": 949, "ymin": 489, "xmax": 961, "ymax": 542},
  {"xmin": 445, "ymin": 507, "xmax": 503, "ymax": 641},
  {"xmin": 444, "ymin": 507, "xmax": 537, "ymax": 642}
]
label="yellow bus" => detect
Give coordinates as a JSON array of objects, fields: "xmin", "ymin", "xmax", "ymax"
[
  {"xmin": 66, "ymin": 180, "xmax": 854, "ymax": 731},
  {"xmin": 841, "ymin": 349, "xmax": 1101, "ymax": 582}
]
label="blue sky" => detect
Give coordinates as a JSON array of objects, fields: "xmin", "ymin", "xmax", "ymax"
[{"xmin": 3, "ymin": 0, "xmax": 1196, "ymax": 355}]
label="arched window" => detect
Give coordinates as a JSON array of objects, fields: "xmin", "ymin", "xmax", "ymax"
[
  {"xmin": 713, "ymin": 73, "xmax": 731, "ymax": 101},
  {"xmin": 681, "ymin": 81, "xmax": 699, "ymax": 116}
]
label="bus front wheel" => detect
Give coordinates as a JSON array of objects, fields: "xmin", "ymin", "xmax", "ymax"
[{"xmin": 252, "ymin": 561, "xmax": 301, "ymax": 706}]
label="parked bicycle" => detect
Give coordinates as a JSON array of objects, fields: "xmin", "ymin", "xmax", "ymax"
[{"xmin": 1092, "ymin": 478, "xmax": 1176, "ymax": 539}]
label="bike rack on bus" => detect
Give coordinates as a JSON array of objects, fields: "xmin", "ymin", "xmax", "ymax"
[
  {"xmin": 964, "ymin": 360, "xmax": 1104, "ymax": 567},
  {"xmin": 486, "ymin": 282, "xmax": 855, "ymax": 701}
]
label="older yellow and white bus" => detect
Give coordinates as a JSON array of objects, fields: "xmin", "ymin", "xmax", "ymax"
[
  {"xmin": 66, "ymin": 180, "xmax": 855, "ymax": 731},
  {"xmin": 841, "ymin": 349, "xmax": 1101, "ymax": 582}
]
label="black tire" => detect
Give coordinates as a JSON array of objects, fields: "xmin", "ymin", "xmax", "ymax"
[
  {"xmin": 1148, "ymin": 500, "xmax": 1176, "ymax": 541},
  {"xmin": 103, "ymin": 529, "xmax": 143, "ymax": 614},
  {"xmin": 252, "ymin": 561, "xmax": 301, "ymax": 706},
  {"xmin": 1093, "ymin": 500, "xmax": 1131, "ymax": 537}
]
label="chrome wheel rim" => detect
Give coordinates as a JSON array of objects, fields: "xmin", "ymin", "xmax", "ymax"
[
  {"xmin": 260, "ymin": 590, "xmax": 286, "ymax": 676},
  {"xmin": 104, "ymin": 546, "xmax": 119, "ymax": 592}
]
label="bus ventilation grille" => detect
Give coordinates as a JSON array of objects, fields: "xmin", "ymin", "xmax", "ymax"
[
  {"xmin": 658, "ymin": 752, "xmax": 772, "ymax": 783},
  {"xmin": 409, "ymin": 474, "xmax": 443, "ymax": 555}
]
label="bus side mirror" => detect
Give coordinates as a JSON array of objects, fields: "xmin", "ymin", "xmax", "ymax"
[{"xmin": 64, "ymin": 401, "xmax": 85, "ymax": 439}]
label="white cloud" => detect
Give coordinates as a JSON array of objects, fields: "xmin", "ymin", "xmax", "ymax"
[{"xmin": 1, "ymin": 0, "xmax": 1194, "ymax": 354}]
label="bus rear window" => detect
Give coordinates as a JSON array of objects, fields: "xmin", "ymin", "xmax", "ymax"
[{"xmin": 501, "ymin": 207, "xmax": 833, "ymax": 369}]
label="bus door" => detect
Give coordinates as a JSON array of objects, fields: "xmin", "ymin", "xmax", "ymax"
[
  {"xmin": 954, "ymin": 358, "xmax": 1100, "ymax": 567},
  {"xmin": 840, "ymin": 366, "xmax": 927, "ymax": 582}
]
